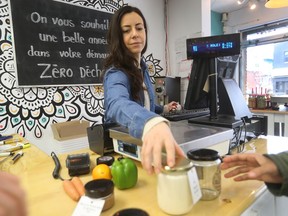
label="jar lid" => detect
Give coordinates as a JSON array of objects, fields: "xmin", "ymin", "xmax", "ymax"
[
  {"xmin": 96, "ymin": 155, "xmax": 115, "ymax": 166},
  {"xmin": 187, "ymin": 149, "xmax": 220, "ymax": 161},
  {"xmin": 113, "ymin": 208, "xmax": 149, "ymax": 216},
  {"xmin": 84, "ymin": 179, "xmax": 114, "ymax": 198},
  {"xmin": 162, "ymin": 156, "xmax": 193, "ymax": 173}
]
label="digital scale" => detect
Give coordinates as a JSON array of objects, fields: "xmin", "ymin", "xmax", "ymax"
[
  {"xmin": 109, "ymin": 121, "xmax": 233, "ymax": 161},
  {"xmin": 112, "ymin": 139, "xmax": 142, "ymax": 161}
]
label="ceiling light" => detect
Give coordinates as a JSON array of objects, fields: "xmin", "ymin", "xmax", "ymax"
[
  {"xmin": 250, "ymin": 3, "xmax": 256, "ymax": 9},
  {"xmin": 249, "ymin": 0, "xmax": 257, "ymax": 9},
  {"xmin": 265, "ymin": 0, "xmax": 288, "ymax": 8}
]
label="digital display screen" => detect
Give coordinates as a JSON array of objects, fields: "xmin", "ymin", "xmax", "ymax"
[
  {"xmin": 186, "ymin": 33, "xmax": 240, "ymax": 59},
  {"xmin": 123, "ymin": 143, "xmax": 137, "ymax": 155}
]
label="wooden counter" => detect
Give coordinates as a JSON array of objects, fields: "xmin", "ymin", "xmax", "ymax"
[
  {"xmin": 1, "ymin": 135, "xmax": 288, "ymax": 216},
  {"xmin": 252, "ymin": 106, "xmax": 288, "ymax": 136},
  {"xmin": 251, "ymin": 104, "xmax": 288, "ymax": 114}
]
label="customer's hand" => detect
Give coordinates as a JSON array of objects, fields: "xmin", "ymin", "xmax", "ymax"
[
  {"xmin": 141, "ymin": 122, "xmax": 185, "ymax": 175},
  {"xmin": 0, "ymin": 171, "xmax": 27, "ymax": 216},
  {"xmin": 221, "ymin": 153, "xmax": 283, "ymax": 183}
]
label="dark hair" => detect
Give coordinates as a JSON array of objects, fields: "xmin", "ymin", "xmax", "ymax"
[{"xmin": 103, "ymin": 6, "xmax": 148, "ymax": 101}]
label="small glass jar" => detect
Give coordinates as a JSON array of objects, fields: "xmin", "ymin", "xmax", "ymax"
[
  {"xmin": 84, "ymin": 179, "xmax": 114, "ymax": 211},
  {"xmin": 187, "ymin": 149, "xmax": 221, "ymax": 201},
  {"xmin": 257, "ymin": 95, "xmax": 266, "ymax": 109},
  {"xmin": 266, "ymin": 93, "xmax": 271, "ymax": 109},
  {"xmin": 157, "ymin": 156, "xmax": 194, "ymax": 215},
  {"xmin": 248, "ymin": 94, "xmax": 257, "ymax": 109}
]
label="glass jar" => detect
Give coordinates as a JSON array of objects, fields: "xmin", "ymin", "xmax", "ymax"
[
  {"xmin": 248, "ymin": 94, "xmax": 257, "ymax": 109},
  {"xmin": 265, "ymin": 93, "xmax": 271, "ymax": 109},
  {"xmin": 84, "ymin": 179, "xmax": 115, "ymax": 211},
  {"xmin": 157, "ymin": 156, "xmax": 194, "ymax": 215},
  {"xmin": 187, "ymin": 149, "xmax": 221, "ymax": 201},
  {"xmin": 257, "ymin": 95, "xmax": 266, "ymax": 109}
]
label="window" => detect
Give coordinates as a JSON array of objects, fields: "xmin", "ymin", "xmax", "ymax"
[
  {"xmin": 240, "ymin": 20, "xmax": 288, "ymax": 99},
  {"xmin": 284, "ymin": 51, "xmax": 288, "ymax": 63}
]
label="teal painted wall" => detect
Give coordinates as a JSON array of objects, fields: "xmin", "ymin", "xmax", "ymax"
[{"xmin": 211, "ymin": 11, "xmax": 223, "ymax": 36}]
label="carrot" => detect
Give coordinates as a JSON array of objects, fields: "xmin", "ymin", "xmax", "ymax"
[
  {"xmin": 63, "ymin": 179, "xmax": 80, "ymax": 201},
  {"xmin": 71, "ymin": 176, "xmax": 85, "ymax": 196}
]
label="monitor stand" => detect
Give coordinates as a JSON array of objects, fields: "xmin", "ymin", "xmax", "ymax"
[
  {"xmin": 187, "ymin": 57, "xmax": 244, "ymax": 129},
  {"xmin": 188, "ymin": 114, "xmax": 243, "ymax": 129}
]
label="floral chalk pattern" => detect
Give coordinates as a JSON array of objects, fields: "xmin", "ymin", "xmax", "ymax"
[{"xmin": 0, "ymin": 0, "xmax": 163, "ymax": 140}]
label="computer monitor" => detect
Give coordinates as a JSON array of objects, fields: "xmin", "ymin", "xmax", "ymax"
[
  {"xmin": 184, "ymin": 33, "xmax": 241, "ymax": 112},
  {"xmin": 185, "ymin": 33, "xmax": 252, "ymax": 128},
  {"xmin": 184, "ymin": 58, "xmax": 210, "ymax": 110}
]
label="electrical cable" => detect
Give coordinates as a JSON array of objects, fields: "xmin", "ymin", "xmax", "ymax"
[
  {"xmin": 51, "ymin": 151, "xmax": 71, "ymax": 181},
  {"xmin": 229, "ymin": 126, "xmax": 241, "ymax": 152},
  {"xmin": 237, "ymin": 118, "xmax": 247, "ymax": 152},
  {"xmin": 229, "ymin": 118, "xmax": 249, "ymax": 153}
]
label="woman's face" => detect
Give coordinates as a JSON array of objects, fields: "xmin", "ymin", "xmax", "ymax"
[{"xmin": 120, "ymin": 12, "xmax": 146, "ymax": 61}]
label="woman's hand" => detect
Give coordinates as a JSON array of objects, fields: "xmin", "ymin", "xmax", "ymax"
[
  {"xmin": 164, "ymin": 101, "xmax": 181, "ymax": 113},
  {"xmin": 141, "ymin": 122, "xmax": 185, "ymax": 175},
  {"xmin": 221, "ymin": 153, "xmax": 283, "ymax": 183},
  {"xmin": 0, "ymin": 172, "xmax": 27, "ymax": 216}
]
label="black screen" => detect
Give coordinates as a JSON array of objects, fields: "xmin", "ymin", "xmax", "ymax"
[
  {"xmin": 184, "ymin": 58, "xmax": 210, "ymax": 110},
  {"xmin": 186, "ymin": 33, "xmax": 240, "ymax": 59}
]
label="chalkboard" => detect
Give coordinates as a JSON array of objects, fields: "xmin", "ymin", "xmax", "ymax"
[{"xmin": 9, "ymin": 0, "xmax": 112, "ymax": 86}]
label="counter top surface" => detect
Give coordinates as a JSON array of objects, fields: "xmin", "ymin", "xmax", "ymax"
[
  {"xmin": 252, "ymin": 105, "xmax": 288, "ymax": 114},
  {"xmin": 1, "ymin": 135, "xmax": 288, "ymax": 216}
]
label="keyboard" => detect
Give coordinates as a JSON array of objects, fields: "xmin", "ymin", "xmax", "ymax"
[{"xmin": 161, "ymin": 108, "xmax": 210, "ymax": 121}]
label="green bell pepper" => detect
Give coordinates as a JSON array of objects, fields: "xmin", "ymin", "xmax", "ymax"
[{"xmin": 111, "ymin": 157, "xmax": 138, "ymax": 190}]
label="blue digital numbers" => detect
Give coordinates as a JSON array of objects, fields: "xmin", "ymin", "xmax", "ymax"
[{"xmin": 222, "ymin": 42, "xmax": 233, "ymax": 49}]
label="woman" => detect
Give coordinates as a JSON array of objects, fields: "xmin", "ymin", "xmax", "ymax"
[{"xmin": 103, "ymin": 6, "xmax": 184, "ymax": 174}]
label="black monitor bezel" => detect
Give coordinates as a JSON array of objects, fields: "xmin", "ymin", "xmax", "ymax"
[{"xmin": 186, "ymin": 33, "xmax": 241, "ymax": 59}]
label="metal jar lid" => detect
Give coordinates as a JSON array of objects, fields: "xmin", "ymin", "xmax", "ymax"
[{"xmin": 161, "ymin": 156, "xmax": 193, "ymax": 173}]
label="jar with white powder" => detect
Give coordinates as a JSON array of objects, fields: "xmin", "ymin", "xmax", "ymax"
[{"xmin": 157, "ymin": 156, "xmax": 194, "ymax": 215}]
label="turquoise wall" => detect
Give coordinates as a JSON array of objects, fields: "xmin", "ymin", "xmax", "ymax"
[{"xmin": 211, "ymin": 11, "xmax": 223, "ymax": 36}]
